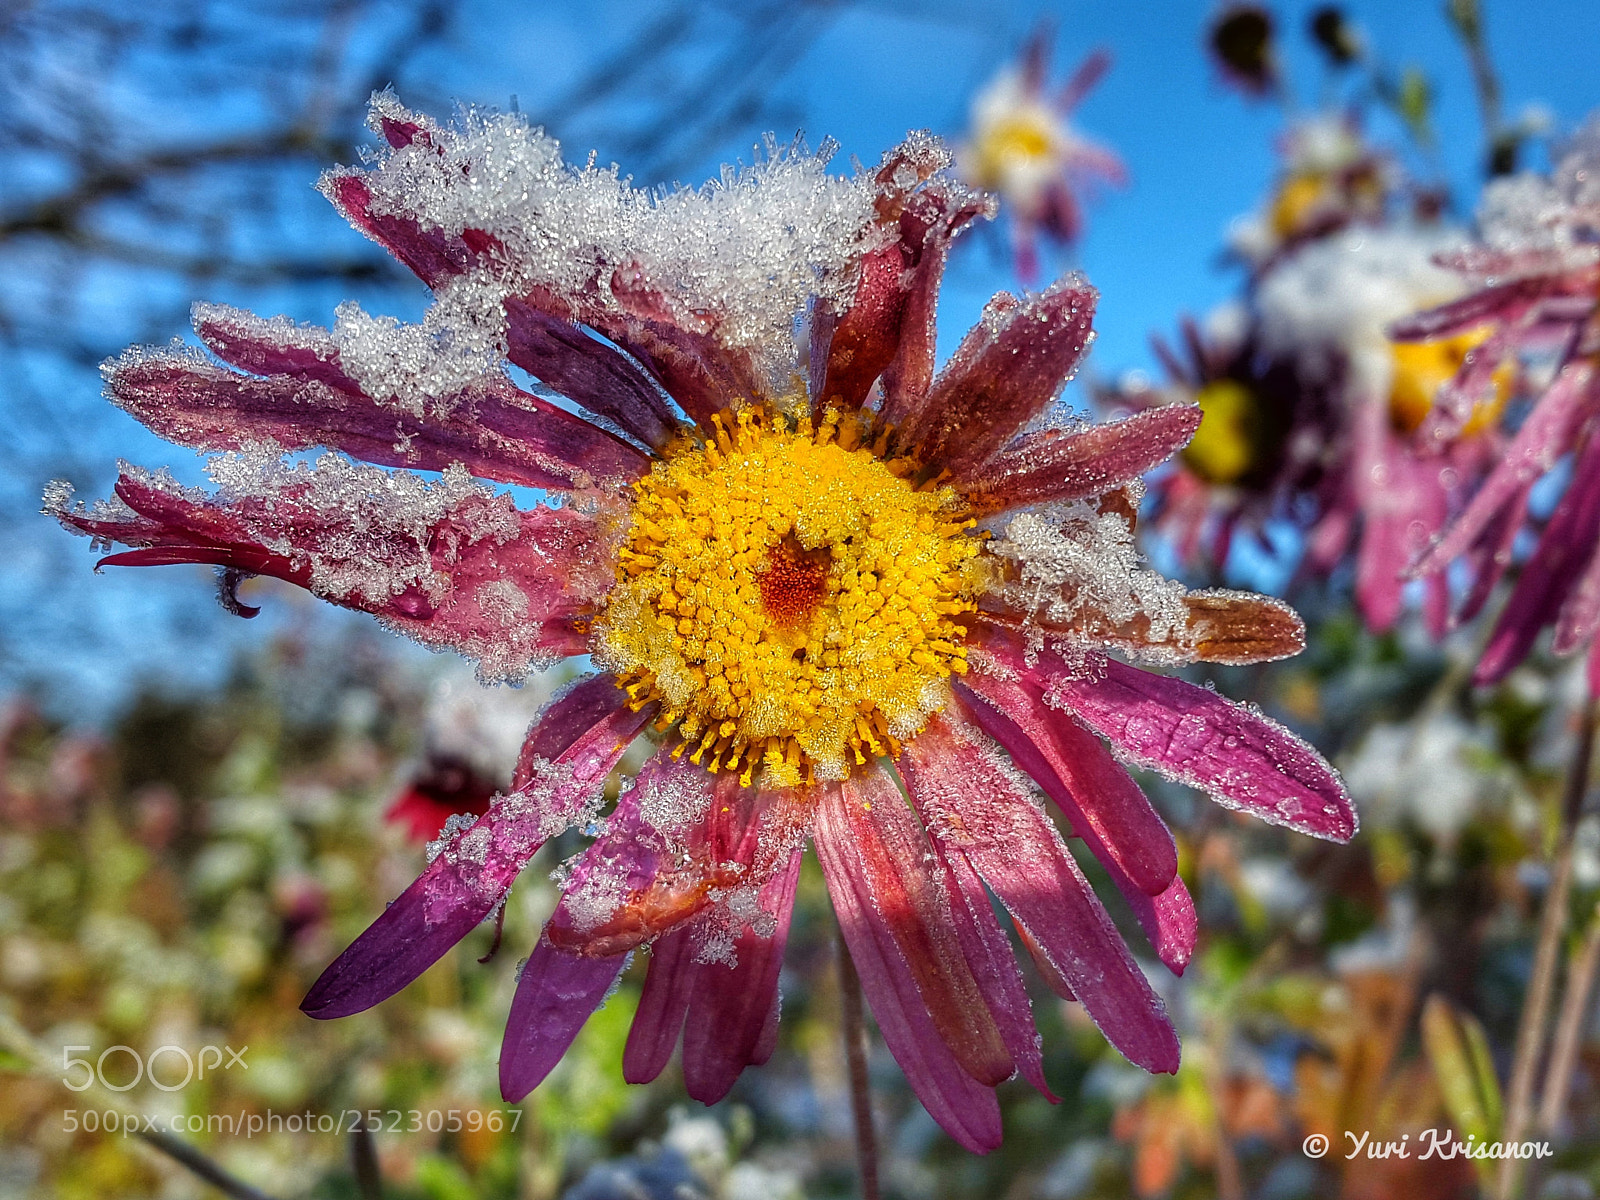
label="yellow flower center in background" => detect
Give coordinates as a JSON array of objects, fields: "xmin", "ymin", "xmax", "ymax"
[
  {"xmin": 1183, "ymin": 379, "xmax": 1260, "ymax": 485},
  {"xmin": 598, "ymin": 409, "xmax": 983, "ymax": 786},
  {"xmin": 1270, "ymin": 174, "xmax": 1329, "ymax": 240},
  {"xmin": 1388, "ymin": 327, "xmax": 1512, "ymax": 436},
  {"xmin": 969, "ymin": 111, "xmax": 1058, "ymax": 188}
]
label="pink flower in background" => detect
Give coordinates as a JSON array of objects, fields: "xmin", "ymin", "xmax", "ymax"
[
  {"xmin": 1251, "ymin": 225, "xmax": 1509, "ymax": 634},
  {"xmin": 1392, "ymin": 120, "xmax": 1600, "ymax": 688},
  {"xmin": 51, "ymin": 96, "xmax": 1352, "ymax": 1152},
  {"xmin": 957, "ymin": 30, "xmax": 1125, "ymax": 281}
]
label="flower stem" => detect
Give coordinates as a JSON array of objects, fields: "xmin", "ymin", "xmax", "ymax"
[
  {"xmin": 135, "ymin": 1130, "xmax": 282, "ymax": 1200},
  {"xmin": 837, "ymin": 929, "xmax": 880, "ymax": 1200},
  {"xmin": 1496, "ymin": 694, "xmax": 1597, "ymax": 1200},
  {"xmin": 1538, "ymin": 900, "xmax": 1600, "ymax": 1137}
]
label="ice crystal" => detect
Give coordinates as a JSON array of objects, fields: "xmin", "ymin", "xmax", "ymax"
[{"xmin": 334, "ymin": 93, "xmax": 884, "ymax": 401}]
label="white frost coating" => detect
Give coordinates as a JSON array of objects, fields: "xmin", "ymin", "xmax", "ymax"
[
  {"xmin": 426, "ymin": 811, "xmax": 479, "ymax": 864},
  {"xmin": 329, "ymin": 273, "xmax": 509, "ymax": 416},
  {"xmin": 331, "ymin": 93, "xmax": 886, "ymax": 400},
  {"xmin": 204, "ymin": 450, "xmax": 517, "ymax": 605},
  {"xmin": 192, "ymin": 301, "xmax": 338, "ymax": 358},
  {"xmin": 985, "ymin": 500, "xmax": 1190, "ymax": 660},
  {"xmin": 1475, "ymin": 115, "xmax": 1600, "ymax": 259},
  {"xmin": 1256, "ymin": 225, "xmax": 1468, "ymax": 400},
  {"xmin": 635, "ymin": 764, "xmax": 713, "ymax": 841}
]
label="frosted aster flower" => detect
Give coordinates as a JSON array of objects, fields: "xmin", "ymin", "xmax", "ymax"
[
  {"xmin": 1392, "ymin": 119, "xmax": 1600, "ymax": 688},
  {"xmin": 1228, "ymin": 113, "xmax": 1392, "ymax": 271},
  {"xmin": 48, "ymin": 96, "xmax": 1353, "ymax": 1152},
  {"xmin": 1256, "ymin": 225, "xmax": 1509, "ymax": 633},
  {"xmin": 1103, "ymin": 305, "xmax": 1336, "ymax": 572},
  {"xmin": 956, "ymin": 30, "xmax": 1125, "ymax": 280}
]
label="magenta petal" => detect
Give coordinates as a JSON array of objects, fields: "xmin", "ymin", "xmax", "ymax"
[
  {"xmin": 108, "ymin": 344, "xmax": 649, "ymax": 491},
  {"xmin": 1388, "ymin": 280, "xmax": 1540, "ymax": 342},
  {"xmin": 301, "ymin": 698, "xmax": 650, "ymax": 1019},
  {"xmin": 60, "ymin": 468, "xmax": 609, "ymax": 668},
  {"xmin": 680, "ymin": 847, "xmax": 803, "ymax": 1104},
  {"xmin": 1457, "ymin": 484, "xmax": 1530, "ymax": 626},
  {"xmin": 937, "ymin": 843, "xmax": 1057, "ymax": 1101},
  {"xmin": 959, "ymin": 405, "xmax": 1202, "ymax": 512},
  {"xmin": 1046, "ymin": 656, "xmax": 1356, "ymax": 842},
  {"xmin": 875, "ymin": 185, "xmax": 996, "ymax": 426},
  {"xmin": 323, "ymin": 171, "xmax": 482, "ymax": 288},
  {"xmin": 813, "ymin": 784, "xmax": 1004, "ymax": 1154},
  {"xmin": 898, "ymin": 715, "xmax": 1180, "ymax": 1074},
  {"xmin": 503, "ymin": 298, "xmax": 678, "ymax": 451},
  {"xmin": 1413, "ymin": 361, "xmax": 1595, "ymax": 577},
  {"xmin": 1353, "ymin": 408, "xmax": 1446, "ymax": 634},
  {"xmin": 896, "ymin": 278, "xmax": 1097, "ymax": 474},
  {"xmin": 514, "ymin": 674, "xmax": 630, "ymax": 786},
  {"xmin": 622, "ymin": 927, "xmax": 694, "ymax": 1084},
  {"xmin": 814, "ymin": 769, "xmax": 1013, "ymax": 1088},
  {"xmin": 498, "ymin": 934, "xmax": 629, "ymax": 1102},
  {"xmin": 1121, "ymin": 875, "xmax": 1198, "ymax": 976},
  {"xmin": 953, "ymin": 669, "xmax": 1176, "ymax": 896},
  {"xmin": 1477, "ymin": 432, "xmax": 1600, "ymax": 684},
  {"xmin": 950, "ymin": 680, "xmax": 1194, "ymax": 972}
]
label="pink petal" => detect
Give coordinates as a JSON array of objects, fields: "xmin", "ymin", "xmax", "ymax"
[
  {"xmin": 812, "ymin": 782, "xmax": 1004, "ymax": 1154},
  {"xmin": 814, "ymin": 769, "xmax": 1013, "ymax": 1088},
  {"xmin": 1478, "ymin": 432, "xmax": 1600, "ymax": 684},
  {"xmin": 544, "ymin": 751, "xmax": 719, "ymax": 958},
  {"xmin": 1413, "ymin": 361, "xmax": 1596, "ymax": 576},
  {"xmin": 503, "ymin": 298, "xmax": 679, "ymax": 451},
  {"xmin": 898, "ymin": 714, "xmax": 1180, "ymax": 1074},
  {"xmin": 953, "ymin": 652, "xmax": 1176, "ymax": 896},
  {"xmin": 959, "ymin": 405, "xmax": 1202, "ymax": 514},
  {"xmin": 812, "ymin": 242, "xmax": 908, "ymax": 411},
  {"xmin": 1456, "ymin": 483, "xmax": 1530, "ymax": 626},
  {"xmin": 949, "ymin": 676, "xmax": 1194, "ymax": 972},
  {"xmin": 109, "ymin": 346, "xmax": 649, "ymax": 491},
  {"xmin": 300, "ymin": 693, "xmax": 649, "ymax": 1018},
  {"xmin": 680, "ymin": 847, "xmax": 803, "ymax": 1104},
  {"xmin": 498, "ymin": 934, "xmax": 629, "ymax": 1102},
  {"xmin": 622, "ymin": 926, "xmax": 694, "ymax": 1085},
  {"xmin": 1387, "ymin": 279, "xmax": 1540, "ymax": 342},
  {"xmin": 894, "ymin": 278, "xmax": 1097, "ymax": 475},
  {"xmin": 58, "ymin": 468, "xmax": 609, "ymax": 668},
  {"xmin": 1352, "ymin": 407, "xmax": 1447, "ymax": 634},
  {"xmin": 875, "ymin": 184, "xmax": 997, "ymax": 427},
  {"xmin": 1045, "ymin": 655, "xmax": 1357, "ymax": 842},
  {"xmin": 1057, "ymin": 48, "xmax": 1113, "ymax": 112},
  {"xmin": 937, "ymin": 840, "xmax": 1057, "ymax": 1101},
  {"xmin": 813, "ymin": 142, "xmax": 990, "ymax": 414},
  {"xmin": 322, "ymin": 171, "xmax": 488, "ymax": 288}
]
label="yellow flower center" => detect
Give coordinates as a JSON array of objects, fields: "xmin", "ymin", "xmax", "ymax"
[
  {"xmin": 597, "ymin": 408, "xmax": 984, "ymax": 786},
  {"xmin": 1388, "ymin": 327, "xmax": 1512, "ymax": 436},
  {"xmin": 1183, "ymin": 379, "xmax": 1260, "ymax": 485},
  {"xmin": 970, "ymin": 112, "xmax": 1058, "ymax": 188},
  {"xmin": 1270, "ymin": 174, "xmax": 1329, "ymax": 240}
]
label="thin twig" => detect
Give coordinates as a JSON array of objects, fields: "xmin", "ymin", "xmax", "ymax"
[
  {"xmin": 1538, "ymin": 900, "xmax": 1600, "ymax": 1137},
  {"xmin": 135, "ymin": 1130, "xmax": 283, "ymax": 1200},
  {"xmin": 1497, "ymin": 694, "xmax": 1597, "ymax": 1200},
  {"xmin": 351, "ymin": 1123, "xmax": 383, "ymax": 1200},
  {"xmin": 836, "ymin": 929, "xmax": 880, "ymax": 1200}
]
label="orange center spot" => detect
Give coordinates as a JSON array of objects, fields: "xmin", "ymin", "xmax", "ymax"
[{"xmin": 757, "ymin": 538, "xmax": 831, "ymax": 627}]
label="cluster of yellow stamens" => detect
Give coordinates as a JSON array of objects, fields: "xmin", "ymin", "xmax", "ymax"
[{"xmin": 596, "ymin": 406, "xmax": 986, "ymax": 787}]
